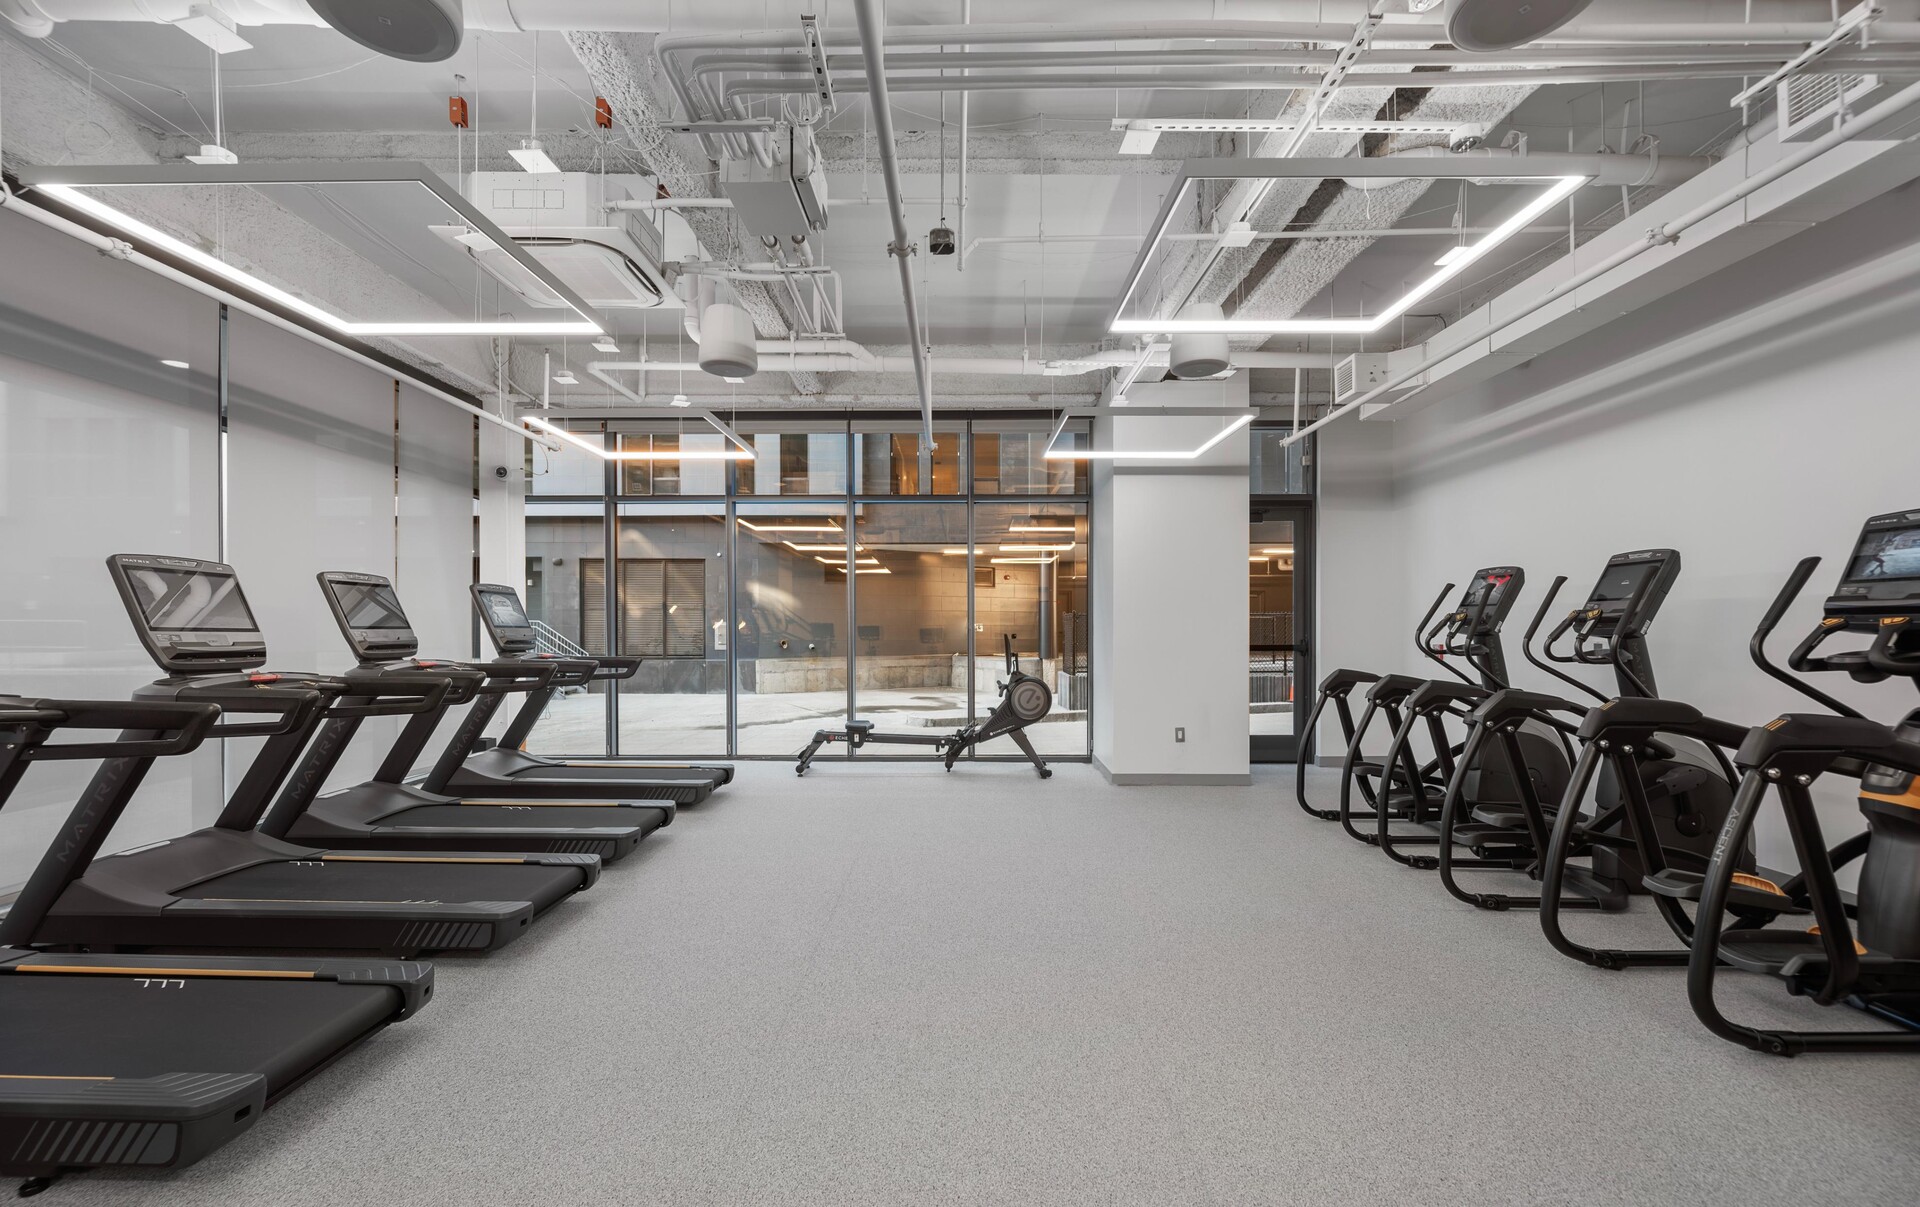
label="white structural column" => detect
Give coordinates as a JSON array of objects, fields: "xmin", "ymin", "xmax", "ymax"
[
  {"xmin": 1090, "ymin": 377, "xmax": 1252, "ymax": 785},
  {"xmin": 475, "ymin": 416, "xmax": 528, "ymax": 648}
]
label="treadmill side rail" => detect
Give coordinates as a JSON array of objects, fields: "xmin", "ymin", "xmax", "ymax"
[{"xmin": 0, "ymin": 1072, "xmax": 266, "ymax": 1178}]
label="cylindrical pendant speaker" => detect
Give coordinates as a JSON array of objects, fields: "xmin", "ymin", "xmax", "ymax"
[
  {"xmin": 1168, "ymin": 303, "xmax": 1230, "ymax": 379},
  {"xmin": 698, "ymin": 303, "xmax": 760, "ymax": 379}
]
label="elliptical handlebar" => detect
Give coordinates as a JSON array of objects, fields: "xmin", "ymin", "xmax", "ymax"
[
  {"xmin": 1750, "ymin": 556, "xmax": 1866, "ymax": 719},
  {"xmin": 1415, "ymin": 582, "xmax": 1475, "ymax": 685},
  {"xmin": 1521, "ymin": 576, "xmax": 1609, "ymax": 704}
]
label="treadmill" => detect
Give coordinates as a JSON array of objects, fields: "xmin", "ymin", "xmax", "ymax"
[
  {"xmin": 406, "ymin": 582, "xmax": 730, "ymax": 805},
  {"xmin": 0, "ymin": 692, "xmax": 430, "ymax": 1194},
  {"xmin": 252, "ymin": 571, "xmax": 671, "ymax": 862},
  {"xmin": 14, "ymin": 555, "xmax": 600, "ymax": 958}
]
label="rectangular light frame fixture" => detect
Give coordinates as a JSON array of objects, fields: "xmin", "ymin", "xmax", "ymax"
[
  {"xmin": 522, "ymin": 413, "xmax": 755, "ymax": 460},
  {"xmin": 1113, "ymin": 118, "xmax": 1470, "ymax": 138},
  {"xmin": 1009, "ymin": 524, "xmax": 1076, "ymax": 534},
  {"xmin": 19, "ymin": 162, "xmax": 605, "ymax": 339},
  {"xmin": 1040, "ymin": 406, "xmax": 1256, "ymax": 463},
  {"xmin": 508, "ymin": 141, "xmax": 562, "ymax": 175},
  {"xmin": 1107, "ymin": 160, "xmax": 1587, "ymax": 336}
]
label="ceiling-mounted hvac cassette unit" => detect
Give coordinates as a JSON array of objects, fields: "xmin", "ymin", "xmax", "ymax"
[
  {"xmin": 442, "ymin": 171, "xmax": 686, "ymax": 310},
  {"xmin": 1777, "ymin": 74, "xmax": 1889, "ymax": 141}
]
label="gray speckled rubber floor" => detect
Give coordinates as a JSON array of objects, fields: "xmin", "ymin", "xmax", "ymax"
[{"xmin": 49, "ymin": 764, "xmax": 1920, "ymax": 1205}]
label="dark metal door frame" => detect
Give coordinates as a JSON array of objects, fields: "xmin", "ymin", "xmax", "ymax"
[{"xmin": 1251, "ymin": 498, "xmax": 1313, "ymax": 764}]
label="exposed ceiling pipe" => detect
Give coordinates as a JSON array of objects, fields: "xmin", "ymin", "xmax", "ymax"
[
  {"xmin": 689, "ymin": 44, "xmax": 1920, "ymax": 76},
  {"xmin": 848, "ymin": 0, "xmax": 933, "ymax": 448},
  {"xmin": 722, "ymin": 61, "xmax": 1903, "ymax": 104},
  {"xmin": 1287, "ymin": 72, "xmax": 1920, "ymax": 446},
  {"xmin": 596, "ymin": 349, "xmax": 1328, "ymax": 375}
]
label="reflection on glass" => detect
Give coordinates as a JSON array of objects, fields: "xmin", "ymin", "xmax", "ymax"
[
  {"xmin": 528, "ymin": 422, "xmax": 607, "ymax": 495},
  {"xmin": 853, "ymin": 422, "xmax": 966, "ymax": 495},
  {"xmin": 615, "ymin": 426, "xmax": 728, "ymax": 497},
  {"xmin": 734, "ymin": 505, "xmax": 850, "ymax": 755},
  {"xmin": 1250, "ymin": 428, "xmax": 1312, "ymax": 495},
  {"xmin": 850, "ymin": 504, "xmax": 970, "ymax": 748},
  {"xmin": 521, "ymin": 507, "xmax": 607, "ymax": 756},
  {"xmin": 1249, "ymin": 519, "xmax": 1297, "ymax": 739},
  {"xmin": 614, "ymin": 506, "xmax": 727, "ymax": 755},
  {"xmin": 736, "ymin": 422, "xmax": 848, "ymax": 495},
  {"xmin": 968, "ymin": 503, "xmax": 1089, "ymax": 759},
  {"xmin": 972, "ymin": 420, "xmax": 1089, "ymax": 495}
]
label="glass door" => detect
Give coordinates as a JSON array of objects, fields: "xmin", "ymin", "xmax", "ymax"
[{"xmin": 1250, "ymin": 504, "xmax": 1312, "ymax": 763}]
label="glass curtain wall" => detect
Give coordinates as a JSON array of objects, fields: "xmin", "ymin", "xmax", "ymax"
[
  {"xmin": 734, "ymin": 503, "xmax": 853, "ymax": 755},
  {"xmin": 518, "ymin": 416, "xmax": 1093, "ymax": 760}
]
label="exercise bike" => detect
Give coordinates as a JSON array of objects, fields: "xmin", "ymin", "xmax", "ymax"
[{"xmin": 795, "ymin": 635, "xmax": 1054, "ymax": 778}]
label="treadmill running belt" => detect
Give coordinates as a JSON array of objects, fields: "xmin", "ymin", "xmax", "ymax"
[
  {"xmin": 387, "ymin": 803, "xmax": 670, "ymax": 835},
  {"xmin": 175, "ymin": 861, "xmax": 581, "ymax": 913},
  {"xmin": 0, "ymin": 978, "xmax": 395, "ymax": 1089}
]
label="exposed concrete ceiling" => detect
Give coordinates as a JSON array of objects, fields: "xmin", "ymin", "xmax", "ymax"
[{"xmin": 7, "ymin": 2, "xmax": 1920, "ymax": 417}]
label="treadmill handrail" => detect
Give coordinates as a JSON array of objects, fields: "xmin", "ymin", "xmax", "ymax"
[
  {"xmin": 174, "ymin": 683, "xmax": 328, "ymax": 740},
  {"xmin": 326, "ymin": 668, "xmax": 453, "ymax": 719},
  {"xmin": 8, "ymin": 698, "xmax": 222, "ymax": 761}
]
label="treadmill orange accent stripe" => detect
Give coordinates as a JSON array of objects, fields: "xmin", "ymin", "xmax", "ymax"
[
  {"xmin": 320, "ymin": 855, "xmax": 524, "ymax": 864},
  {"xmin": 0, "ymin": 1074, "xmax": 115, "ymax": 1080},
  {"xmin": 17, "ymin": 965, "xmax": 317, "ymax": 979},
  {"xmin": 194, "ymin": 898, "xmax": 447, "ymax": 905}
]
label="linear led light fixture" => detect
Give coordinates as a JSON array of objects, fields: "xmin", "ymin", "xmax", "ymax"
[
  {"xmin": 19, "ymin": 163, "xmax": 604, "ymax": 338},
  {"xmin": 1010, "ymin": 524, "xmax": 1076, "ymax": 534},
  {"xmin": 739, "ymin": 519, "xmax": 842, "ymax": 533},
  {"xmin": 992, "ymin": 557, "xmax": 1057, "ymax": 565},
  {"xmin": 814, "ymin": 556, "xmax": 881, "ymax": 566},
  {"xmin": 785, "ymin": 542, "xmax": 863, "ymax": 553},
  {"xmin": 522, "ymin": 414, "xmax": 754, "ymax": 460},
  {"xmin": 1040, "ymin": 406, "xmax": 1256, "ymax": 462},
  {"xmin": 999, "ymin": 544, "xmax": 1073, "ymax": 552},
  {"xmin": 1108, "ymin": 160, "xmax": 1588, "ymax": 335}
]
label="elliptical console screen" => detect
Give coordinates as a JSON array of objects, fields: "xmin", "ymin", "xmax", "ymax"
[
  {"xmin": 124, "ymin": 567, "xmax": 258, "ymax": 633},
  {"xmin": 1466, "ymin": 571, "xmax": 1514, "ymax": 609},
  {"xmin": 1846, "ymin": 522, "xmax": 1920, "ymax": 583},
  {"xmin": 1589, "ymin": 560, "xmax": 1656, "ymax": 603},
  {"xmin": 332, "ymin": 582, "xmax": 411, "ymax": 630}
]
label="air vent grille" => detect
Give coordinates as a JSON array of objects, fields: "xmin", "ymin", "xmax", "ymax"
[{"xmin": 1778, "ymin": 73, "xmax": 1881, "ymax": 141}]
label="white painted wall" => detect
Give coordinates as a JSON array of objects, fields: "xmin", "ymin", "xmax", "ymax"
[
  {"xmin": 0, "ymin": 208, "xmax": 483, "ymax": 890},
  {"xmin": 1091, "ymin": 377, "xmax": 1251, "ymax": 783},
  {"xmin": 1335, "ymin": 181, "xmax": 1920, "ymax": 869}
]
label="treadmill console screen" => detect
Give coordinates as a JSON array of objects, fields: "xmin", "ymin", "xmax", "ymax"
[
  {"xmin": 479, "ymin": 590, "xmax": 532, "ymax": 632},
  {"xmin": 1845, "ymin": 521, "xmax": 1920, "ymax": 584},
  {"xmin": 125, "ymin": 567, "xmax": 258, "ymax": 634},
  {"xmin": 332, "ymin": 582, "xmax": 411, "ymax": 630}
]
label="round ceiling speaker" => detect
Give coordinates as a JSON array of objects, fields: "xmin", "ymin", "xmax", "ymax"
[
  {"xmin": 1167, "ymin": 303, "xmax": 1230, "ymax": 380},
  {"xmin": 698, "ymin": 303, "xmax": 760, "ymax": 379},
  {"xmin": 1444, "ymin": 0, "xmax": 1593, "ymax": 52},
  {"xmin": 307, "ymin": 0, "xmax": 464, "ymax": 63}
]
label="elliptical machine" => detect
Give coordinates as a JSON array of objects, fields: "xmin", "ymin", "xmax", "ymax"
[
  {"xmin": 795, "ymin": 635, "xmax": 1054, "ymax": 778},
  {"xmin": 1671, "ymin": 512, "xmax": 1920, "ymax": 1054},
  {"xmin": 1431, "ymin": 549, "xmax": 1742, "ymax": 914},
  {"xmin": 1343, "ymin": 568, "xmax": 1577, "ymax": 869}
]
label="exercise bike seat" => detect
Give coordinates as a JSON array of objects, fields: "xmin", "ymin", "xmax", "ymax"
[{"xmin": 845, "ymin": 720, "xmax": 876, "ymax": 735}]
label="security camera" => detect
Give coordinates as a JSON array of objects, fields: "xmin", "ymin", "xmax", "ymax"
[
  {"xmin": 494, "ymin": 465, "xmax": 511, "ymax": 480},
  {"xmin": 1448, "ymin": 124, "xmax": 1488, "ymax": 153}
]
